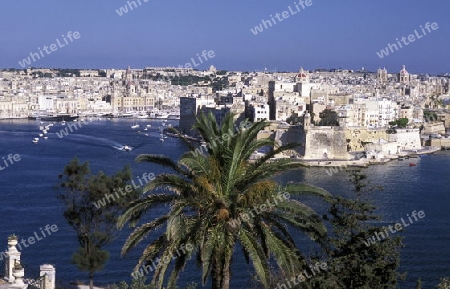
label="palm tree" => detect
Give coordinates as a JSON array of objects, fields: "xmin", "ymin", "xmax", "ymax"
[{"xmin": 118, "ymin": 112, "xmax": 331, "ymax": 289}]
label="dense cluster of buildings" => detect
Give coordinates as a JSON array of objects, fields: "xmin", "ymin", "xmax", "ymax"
[
  {"xmin": 0, "ymin": 66, "xmax": 217, "ymax": 119},
  {"xmin": 176, "ymin": 65, "xmax": 450, "ymax": 161},
  {"xmin": 1, "ymin": 65, "xmax": 449, "ymax": 161}
]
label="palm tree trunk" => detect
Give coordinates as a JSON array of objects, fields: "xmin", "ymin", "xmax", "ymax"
[
  {"xmin": 211, "ymin": 261, "xmax": 222, "ymax": 289},
  {"xmin": 221, "ymin": 262, "xmax": 230, "ymax": 289}
]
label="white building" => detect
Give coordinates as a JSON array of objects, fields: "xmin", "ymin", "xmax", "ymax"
[{"xmin": 250, "ymin": 103, "xmax": 270, "ymax": 122}]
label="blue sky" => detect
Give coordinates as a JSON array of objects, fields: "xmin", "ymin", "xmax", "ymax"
[{"xmin": 1, "ymin": 0, "xmax": 449, "ymax": 73}]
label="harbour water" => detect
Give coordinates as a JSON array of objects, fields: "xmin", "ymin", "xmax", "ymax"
[{"xmin": 0, "ymin": 119, "xmax": 449, "ymax": 288}]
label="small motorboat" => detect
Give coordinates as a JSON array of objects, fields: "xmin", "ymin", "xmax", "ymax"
[
  {"xmin": 131, "ymin": 124, "xmax": 140, "ymax": 129},
  {"xmin": 61, "ymin": 120, "xmax": 66, "ymax": 125},
  {"xmin": 39, "ymin": 133, "xmax": 44, "ymax": 137},
  {"xmin": 43, "ymin": 136, "xmax": 48, "ymax": 140},
  {"xmin": 122, "ymin": 145, "xmax": 132, "ymax": 152},
  {"xmin": 32, "ymin": 138, "xmax": 39, "ymax": 144},
  {"xmin": 146, "ymin": 124, "xmax": 152, "ymax": 128},
  {"xmin": 409, "ymin": 163, "xmax": 417, "ymax": 166},
  {"xmin": 159, "ymin": 137, "xmax": 164, "ymax": 142}
]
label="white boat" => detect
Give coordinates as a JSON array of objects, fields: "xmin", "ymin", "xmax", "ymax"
[
  {"xmin": 39, "ymin": 133, "xmax": 44, "ymax": 137},
  {"xmin": 122, "ymin": 145, "xmax": 132, "ymax": 152},
  {"xmin": 61, "ymin": 121, "xmax": 66, "ymax": 125},
  {"xmin": 155, "ymin": 113, "xmax": 169, "ymax": 119},
  {"xmin": 42, "ymin": 130, "xmax": 48, "ymax": 134},
  {"xmin": 159, "ymin": 137, "xmax": 164, "ymax": 142},
  {"xmin": 43, "ymin": 136, "xmax": 48, "ymax": 140},
  {"xmin": 32, "ymin": 138, "xmax": 39, "ymax": 144},
  {"xmin": 131, "ymin": 124, "xmax": 140, "ymax": 129},
  {"xmin": 144, "ymin": 128, "xmax": 148, "ymax": 131},
  {"xmin": 146, "ymin": 124, "xmax": 152, "ymax": 128}
]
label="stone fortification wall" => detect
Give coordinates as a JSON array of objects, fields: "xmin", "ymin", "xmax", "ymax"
[
  {"xmin": 423, "ymin": 122, "xmax": 446, "ymax": 134},
  {"xmin": 430, "ymin": 138, "xmax": 450, "ymax": 149},
  {"xmin": 345, "ymin": 127, "xmax": 421, "ymax": 153},
  {"xmin": 304, "ymin": 126, "xmax": 351, "ymax": 160},
  {"xmin": 345, "ymin": 127, "xmax": 388, "ymax": 152},
  {"xmin": 394, "ymin": 128, "xmax": 421, "ymax": 150}
]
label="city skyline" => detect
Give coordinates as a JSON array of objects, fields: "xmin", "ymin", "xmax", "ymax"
[{"xmin": 0, "ymin": 0, "xmax": 449, "ymax": 73}]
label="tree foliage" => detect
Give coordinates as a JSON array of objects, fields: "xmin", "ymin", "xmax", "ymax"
[
  {"xmin": 389, "ymin": 118, "xmax": 408, "ymax": 128},
  {"xmin": 309, "ymin": 171, "xmax": 405, "ymax": 289},
  {"xmin": 317, "ymin": 109, "xmax": 339, "ymax": 126},
  {"xmin": 286, "ymin": 112, "xmax": 302, "ymax": 125},
  {"xmin": 118, "ymin": 112, "xmax": 331, "ymax": 289},
  {"xmin": 57, "ymin": 157, "xmax": 139, "ymax": 289},
  {"xmin": 437, "ymin": 277, "xmax": 450, "ymax": 289}
]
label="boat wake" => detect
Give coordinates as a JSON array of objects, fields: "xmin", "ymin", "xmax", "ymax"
[
  {"xmin": 59, "ymin": 134, "xmax": 130, "ymax": 151},
  {"xmin": 112, "ymin": 145, "xmax": 133, "ymax": 152}
]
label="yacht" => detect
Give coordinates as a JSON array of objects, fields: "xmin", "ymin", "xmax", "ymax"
[{"xmin": 155, "ymin": 113, "xmax": 169, "ymax": 119}]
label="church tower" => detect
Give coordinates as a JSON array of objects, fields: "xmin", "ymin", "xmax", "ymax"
[
  {"xmin": 303, "ymin": 111, "xmax": 311, "ymax": 132},
  {"xmin": 377, "ymin": 67, "xmax": 388, "ymax": 84},
  {"xmin": 399, "ymin": 65, "xmax": 410, "ymax": 83}
]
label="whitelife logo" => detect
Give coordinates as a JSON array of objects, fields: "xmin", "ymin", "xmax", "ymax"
[
  {"xmin": 376, "ymin": 22, "xmax": 438, "ymax": 59},
  {"xmin": 18, "ymin": 31, "xmax": 81, "ymax": 68},
  {"xmin": 116, "ymin": 0, "xmax": 149, "ymax": 16},
  {"xmin": 363, "ymin": 210, "xmax": 425, "ymax": 247},
  {"xmin": 93, "ymin": 172, "xmax": 155, "ymax": 209},
  {"xmin": 0, "ymin": 154, "xmax": 21, "ymax": 171},
  {"xmin": 250, "ymin": 0, "xmax": 313, "ymax": 35},
  {"xmin": 0, "ymin": 225, "xmax": 59, "ymax": 261}
]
